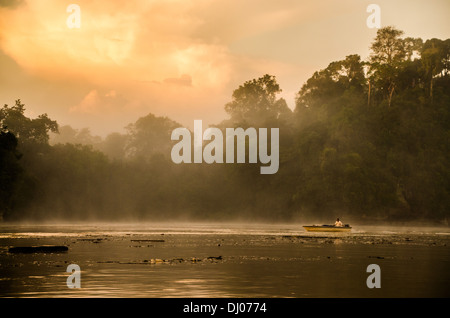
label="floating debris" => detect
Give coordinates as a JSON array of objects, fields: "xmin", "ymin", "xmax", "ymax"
[
  {"xmin": 77, "ymin": 238, "xmax": 103, "ymax": 243},
  {"xmin": 8, "ymin": 245, "xmax": 69, "ymax": 253},
  {"xmin": 97, "ymin": 260, "xmax": 119, "ymax": 264},
  {"xmin": 96, "ymin": 256, "xmax": 224, "ymax": 265}
]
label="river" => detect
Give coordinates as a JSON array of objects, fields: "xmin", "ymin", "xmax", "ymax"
[{"xmin": 0, "ymin": 222, "xmax": 449, "ymax": 298}]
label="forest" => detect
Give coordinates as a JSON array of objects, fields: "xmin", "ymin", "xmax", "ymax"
[{"xmin": 1, "ymin": 27, "xmax": 449, "ymax": 224}]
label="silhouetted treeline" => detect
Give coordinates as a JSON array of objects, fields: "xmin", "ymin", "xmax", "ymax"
[{"xmin": 1, "ymin": 27, "xmax": 449, "ymax": 223}]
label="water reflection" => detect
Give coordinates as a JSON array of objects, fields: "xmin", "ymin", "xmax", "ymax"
[{"xmin": 0, "ymin": 223, "xmax": 449, "ymax": 297}]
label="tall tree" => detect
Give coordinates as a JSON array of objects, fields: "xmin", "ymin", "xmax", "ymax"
[
  {"xmin": 368, "ymin": 26, "xmax": 409, "ymax": 107},
  {"xmin": 0, "ymin": 100, "xmax": 58, "ymax": 147},
  {"xmin": 225, "ymin": 74, "xmax": 291, "ymax": 126},
  {"xmin": 0, "ymin": 127, "xmax": 21, "ymax": 220},
  {"xmin": 421, "ymin": 38, "xmax": 450, "ymax": 99},
  {"xmin": 125, "ymin": 113, "xmax": 181, "ymax": 160},
  {"xmin": 295, "ymin": 54, "xmax": 366, "ymax": 121}
]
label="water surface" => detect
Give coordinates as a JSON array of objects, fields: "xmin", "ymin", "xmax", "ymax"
[{"xmin": 0, "ymin": 223, "xmax": 449, "ymax": 297}]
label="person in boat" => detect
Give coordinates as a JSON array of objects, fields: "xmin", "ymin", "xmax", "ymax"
[{"xmin": 334, "ymin": 218, "xmax": 343, "ymax": 227}]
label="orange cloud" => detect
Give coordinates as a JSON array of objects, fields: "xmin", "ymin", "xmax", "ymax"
[{"xmin": 1, "ymin": 0, "xmax": 448, "ymax": 135}]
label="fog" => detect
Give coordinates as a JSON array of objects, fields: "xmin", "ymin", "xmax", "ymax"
[{"xmin": 1, "ymin": 29, "xmax": 450, "ymax": 226}]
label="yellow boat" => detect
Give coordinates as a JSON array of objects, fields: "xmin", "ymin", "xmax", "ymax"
[{"xmin": 303, "ymin": 224, "xmax": 352, "ymax": 232}]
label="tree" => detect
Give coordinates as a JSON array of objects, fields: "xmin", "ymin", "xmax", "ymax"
[
  {"xmin": 125, "ymin": 113, "xmax": 181, "ymax": 160},
  {"xmin": 50, "ymin": 125, "xmax": 102, "ymax": 146},
  {"xmin": 0, "ymin": 100, "xmax": 59, "ymax": 220},
  {"xmin": 224, "ymin": 74, "xmax": 291, "ymax": 126},
  {"xmin": 0, "ymin": 127, "xmax": 21, "ymax": 220},
  {"xmin": 0, "ymin": 100, "xmax": 58, "ymax": 147},
  {"xmin": 368, "ymin": 26, "xmax": 410, "ymax": 107},
  {"xmin": 403, "ymin": 37, "xmax": 423, "ymax": 61},
  {"xmin": 421, "ymin": 38, "xmax": 450, "ymax": 99},
  {"xmin": 369, "ymin": 27, "xmax": 406, "ymax": 65},
  {"xmin": 295, "ymin": 54, "xmax": 366, "ymax": 121},
  {"xmin": 98, "ymin": 132, "xmax": 128, "ymax": 160}
]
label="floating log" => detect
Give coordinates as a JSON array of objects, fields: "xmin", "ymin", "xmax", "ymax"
[
  {"xmin": 77, "ymin": 238, "xmax": 103, "ymax": 242},
  {"xmin": 130, "ymin": 239, "xmax": 165, "ymax": 242},
  {"xmin": 8, "ymin": 245, "xmax": 69, "ymax": 253},
  {"xmin": 207, "ymin": 256, "xmax": 222, "ymax": 260}
]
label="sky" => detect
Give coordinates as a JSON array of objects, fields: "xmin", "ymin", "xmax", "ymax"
[{"xmin": 0, "ymin": 0, "xmax": 449, "ymax": 136}]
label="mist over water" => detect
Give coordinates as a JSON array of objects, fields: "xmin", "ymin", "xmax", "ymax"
[
  {"xmin": 1, "ymin": 222, "xmax": 449, "ymax": 298},
  {"xmin": 1, "ymin": 7, "xmax": 449, "ymax": 303},
  {"xmin": 0, "ymin": 221, "xmax": 449, "ymax": 236}
]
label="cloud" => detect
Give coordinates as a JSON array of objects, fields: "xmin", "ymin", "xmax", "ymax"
[
  {"xmin": 1, "ymin": 0, "xmax": 449, "ymax": 136},
  {"xmin": 0, "ymin": 0, "xmax": 23, "ymax": 8},
  {"xmin": 0, "ymin": 0, "xmax": 367, "ymax": 134},
  {"xmin": 70, "ymin": 89, "xmax": 127, "ymax": 115},
  {"xmin": 163, "ymin": 74, "xmax": 192, "ymax": 86}
]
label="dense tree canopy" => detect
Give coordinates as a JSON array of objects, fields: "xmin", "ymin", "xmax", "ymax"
[
  {"xmin": 224, "ymin": 74, "xmax": 292, "ymax": 127},
  {"xmin": 0, "ymin": 100, "xmax": 58, "ymax": 146},
  {"xmin": 1, "ymin": 27, "xmax": 449, "ymax": 224}
]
